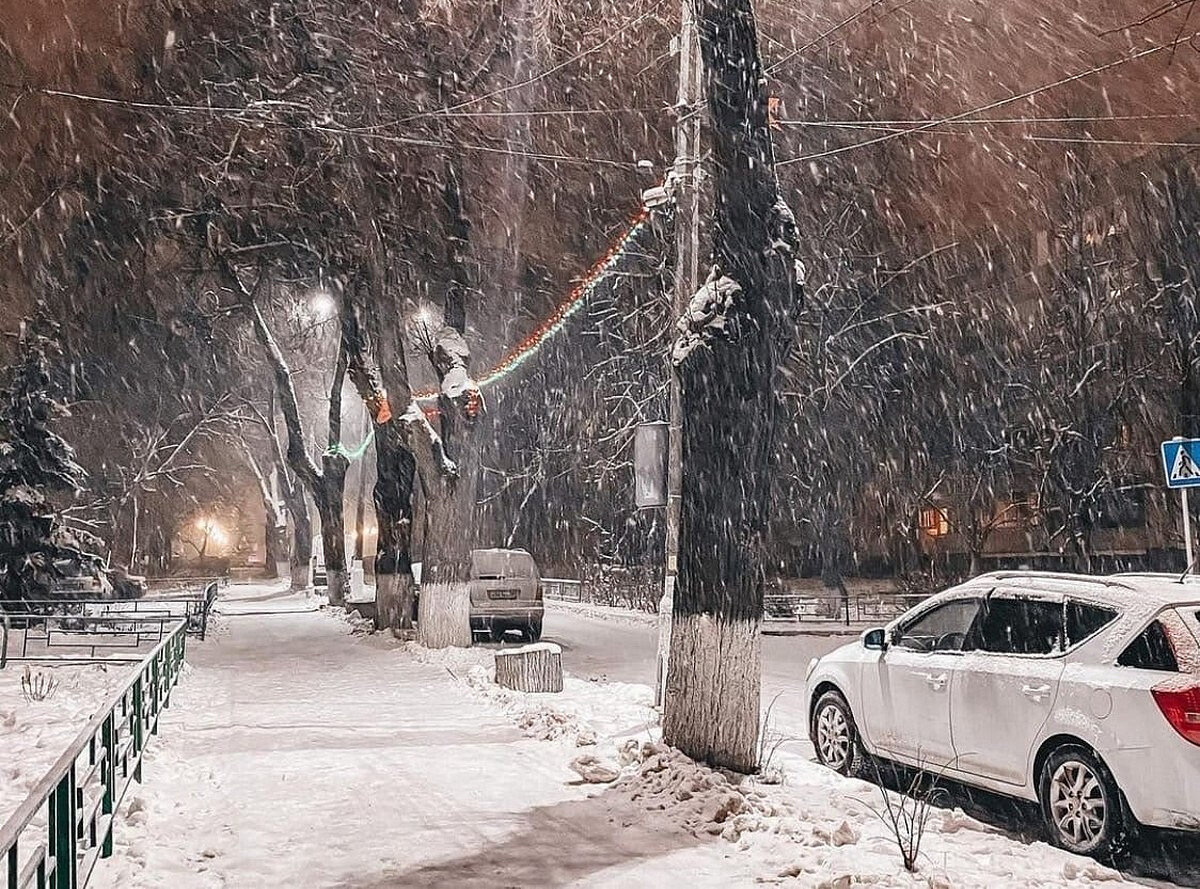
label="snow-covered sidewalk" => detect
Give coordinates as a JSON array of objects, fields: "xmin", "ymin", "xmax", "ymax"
[{"xmin": 92, "ymin": 583, "xmax": 754, "ymax": 888}]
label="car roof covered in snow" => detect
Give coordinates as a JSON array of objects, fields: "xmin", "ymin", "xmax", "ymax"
[{"xmin": 943, "ymin": 570, "xmax": 1200, "ymax": 610}]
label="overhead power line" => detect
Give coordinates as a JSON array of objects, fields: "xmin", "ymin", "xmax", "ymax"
[{"xmin": 777, "ymin": 31, "xmax": 1200, "ymax": 167}]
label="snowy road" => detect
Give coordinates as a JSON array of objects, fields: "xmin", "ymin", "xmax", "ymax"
[
  {"xmin": 94, "ymin": 584, "xmax": 757, "ymax": 888},
  {"xmin": 542, "ymin": 602, "xmax": 850, "ymax": 755}
]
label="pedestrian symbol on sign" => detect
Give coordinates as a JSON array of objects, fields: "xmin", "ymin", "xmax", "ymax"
[
  {"xmin": 1172, "ymin": 446, "xmax": 1200, "ymax": 484},
  {"xmin": 1162, "ymin": 439, "xmax": 1200, "ymax": 490}
]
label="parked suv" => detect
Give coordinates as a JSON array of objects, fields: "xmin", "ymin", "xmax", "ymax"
[
  {"xmin": 806, "ymin": 571, "xmax": 1200, "ymax": 859},
  {"xmin": 469, "ymin": 548, "xmax": 542, "ymax": 642}
]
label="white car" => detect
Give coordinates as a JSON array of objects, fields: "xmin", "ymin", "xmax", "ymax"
[{"xmin": 805, "ymin": 571, "xmax": 1200, "ymax": 859}]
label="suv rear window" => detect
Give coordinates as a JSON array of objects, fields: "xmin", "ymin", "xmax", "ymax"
[
  {"xmin": 1118, "ymin": 621, "xmax": 1179, "ymax": 672},
  {"xmin": 1066, "ymin": 601, "xmax": 1118, "ymax": 646}
]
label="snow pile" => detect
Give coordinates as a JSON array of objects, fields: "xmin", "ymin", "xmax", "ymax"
[
  {"xmin": 378, "ymin": 635, "xmax": 659, "ymax": 744},
  {"xmin": 464, "ymin": 667, "xmax": 658, "ymax": 744},
  {"xmin": 612, "ymin": 745, "xmax": 1141, "ymax": 888},
  {"xmin": 616, "ymin": 741, "xmax": 794, "ymax": 842}
]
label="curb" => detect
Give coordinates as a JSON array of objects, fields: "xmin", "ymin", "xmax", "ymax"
[{"xmin": 762, "ymin": 626, "xmax": 865, "ymax": 638}]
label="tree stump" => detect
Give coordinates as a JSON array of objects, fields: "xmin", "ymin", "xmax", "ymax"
[{"xmin": 495, "ymin": 643, "xmax": 564, "ymax": 693}]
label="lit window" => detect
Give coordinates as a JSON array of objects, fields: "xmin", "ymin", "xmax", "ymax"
[{"xmin": 919, "ymin": 506, "xmax": 951, "ymax": 538}]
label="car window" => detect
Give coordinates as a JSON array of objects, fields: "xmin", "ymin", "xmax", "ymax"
[
  {"xmin": 1117, "ymin": 621, "xmax": 1179, "ymax": 672},
  {"xmin": 893, "ymin": 598, "xmax": 980, "ymax": 652},
  {"xmin": 967, "ymin": 596, "xmax": 1063, "ymax": 655},
  {"xmin": 1066, "ymin": 600, "xmax": 1118, "ymax": 646}
]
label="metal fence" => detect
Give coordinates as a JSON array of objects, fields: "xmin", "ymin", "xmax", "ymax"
[
  {"xmin": 542, "ymin": 576, "xmax": 929, "ymax": 624},
  {"xmin": 1, "ymin": 582, "xmax": 219, "ymax": 670},
  {"xmin": 541, "ymin": 578, "xmax": 584, "ymax": 602},
  {"xmin": 1, "ymin": 618, "xmax": 188, "ymax": 889},
  {"xmin": 762, "ymin": 591, "xmax": 929, "ymax": 625}
]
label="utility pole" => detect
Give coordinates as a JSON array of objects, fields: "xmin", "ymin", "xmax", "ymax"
[{"xmin": 657, "ymin": 0, "xmax": 703, "ymax": 709}]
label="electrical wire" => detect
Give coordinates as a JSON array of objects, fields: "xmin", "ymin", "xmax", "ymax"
[{"xmin": 777, "ymin": 31, "xmax": 1200, "ymax": 167}]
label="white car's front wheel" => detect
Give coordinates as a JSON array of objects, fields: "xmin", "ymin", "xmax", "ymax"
[
  {"xmin": 811, "ymin": 690, "xmax": 864, "ymax": 777},
  {"xmin": 1038, "ymin": 746, "xmax": 1132, "ymax": 861}
]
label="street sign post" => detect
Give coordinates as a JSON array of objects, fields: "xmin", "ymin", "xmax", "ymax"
[{"xmin": 1161, "ymin": 437, "xmax": 1200, "ymax": 570}]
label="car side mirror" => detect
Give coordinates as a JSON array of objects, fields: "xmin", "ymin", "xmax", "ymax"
[{"xmin": 862, "ymin": 627, "xmax": 888, "ymax": 651}]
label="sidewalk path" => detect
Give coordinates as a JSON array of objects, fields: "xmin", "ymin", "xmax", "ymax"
[{"xmin": 94, "ymin": 584, "xmax": 753, "ymax": 888}]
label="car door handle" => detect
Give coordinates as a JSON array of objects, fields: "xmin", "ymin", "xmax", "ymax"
[
  {"xmin": 1021, "ymin": 684, "xmax": 1051, "ymax": 701},
  {"xmin": 919, "ymin": 672, "xmax": 948, "ymax": 689}
]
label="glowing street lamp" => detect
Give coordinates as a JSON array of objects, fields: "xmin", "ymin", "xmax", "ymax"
[{"xmin": 309, "ymin": 289, "xmax": 337, "ymax": 320}]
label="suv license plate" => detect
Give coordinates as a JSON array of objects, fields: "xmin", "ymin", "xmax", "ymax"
[{"xmin": 488, "ymin": 589, "xmax": 520, "ymax": 600}]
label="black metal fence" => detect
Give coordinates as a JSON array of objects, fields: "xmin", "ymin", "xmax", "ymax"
[{"xmin": 1, "ymin": 582, "xmax": 219, "ymax": 669}]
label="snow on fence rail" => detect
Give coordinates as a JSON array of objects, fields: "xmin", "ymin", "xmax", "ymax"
[
  {"xmin": 0, "ymin": 618, "xmax": 188, "ymax": 889},
  {"xmin": 0, "ymin": 582, "xmax": 219, "ymax": 670}
]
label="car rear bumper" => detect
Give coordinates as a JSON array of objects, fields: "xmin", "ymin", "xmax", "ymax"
[
  {"xmin": 1107, "ymin": 743, "xmax": 1200, "ymax": 830},
  {"xmin": 469, "ymin": 605, "xmax": 543, "ymax": 630}
]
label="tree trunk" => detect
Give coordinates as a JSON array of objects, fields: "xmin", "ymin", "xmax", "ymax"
[
  {"xmin": 264, "ymin": 518, "xmax": 284, "ymax": 579},
  {"xmin": 373, "ymin": 423, "xmax": 418, "ymax": 632},
  {"xmin": 288, "ymin": 488, "xmax": 313, "ymax": 591},
  {"xmin": 495, "ymin": 644, "xmax": 563, "ymax": 693},
  {"xmin": 416, "ymin": 164, "xmax": 481, "ymax": 649},
  {"xmin": 662, "ymin": 0, "xmax": 801, "ymax": 774},
  {"xmin": 315, "ymin": 459, "xmax": 349, "ymax": 606},
  {"xmin": 417, "ymin": 378, "xmax": 480, "ymax": 649}
]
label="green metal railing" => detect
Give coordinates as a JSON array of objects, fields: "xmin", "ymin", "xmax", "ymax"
[{"xmin": 1, "ymin": 618, "xmax": 188, "ymax": 889}]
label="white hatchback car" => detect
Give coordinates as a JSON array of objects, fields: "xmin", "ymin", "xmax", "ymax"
[{"xmin": 805, "ymin": 571, "xmax": 1200, "ymax": 859}]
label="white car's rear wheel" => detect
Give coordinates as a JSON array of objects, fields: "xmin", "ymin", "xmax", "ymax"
[
  {"xmin": 1039, "ymin": 746, "xmax": 1131, "ymax": 861},
  {"xmin": 811, "ymin": 690, "xmax": 863, "ymax": 777}
]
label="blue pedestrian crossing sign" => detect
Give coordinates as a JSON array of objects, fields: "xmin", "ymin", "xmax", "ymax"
[{"xmin": 1162, "ymin": 439, "xmax": 1200, "ymax": 488}]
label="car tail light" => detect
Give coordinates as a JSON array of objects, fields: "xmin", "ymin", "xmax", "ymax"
[{"xmin": 1152, "ymin": 683, "xmax": 1200, "ymax": 746}]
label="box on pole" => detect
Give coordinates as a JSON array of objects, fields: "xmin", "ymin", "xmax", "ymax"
[{"xmin": 634, "ymin": 421, "xmax": 669, "ymax": 509}]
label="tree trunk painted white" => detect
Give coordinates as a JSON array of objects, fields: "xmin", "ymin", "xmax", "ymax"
[
  {"xmin": 495, "ymin": 643, "xmax": 563, "ymax": 693},
  {"xmin": 326, "ymin": 567, "xmax": 349, "ymax": 609},
  {"xmin": 375, "ymin": 571, "xmax": 415, "ymax": 633},
  {"xmin": 418, "ymin": 580, "xmax": 472, "ymax": 648},
  {"xmin": 290, "ymin": 560, "xmax": 311, "ymax": 592},
  {"xmin": 663, "ymin": 613, "xmax": 762, "ymax": 773},
  {"xmin": 655, "ymin": 578, "xmax": 673, "ymax": 709}
]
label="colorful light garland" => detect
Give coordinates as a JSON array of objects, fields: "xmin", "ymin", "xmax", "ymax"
[{"xmin": 414, "ymin": 206, "xmax": 653, "ymax": 403}]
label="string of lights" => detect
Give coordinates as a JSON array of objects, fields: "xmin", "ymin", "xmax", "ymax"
[{"xmin": 414, "ymin": 205, "xmax": 654, "ymax": 404}]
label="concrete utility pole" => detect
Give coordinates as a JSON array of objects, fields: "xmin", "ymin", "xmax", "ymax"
[{"xmin": 657, "ymin": 0, "xmax": 703, "ymax": 709}]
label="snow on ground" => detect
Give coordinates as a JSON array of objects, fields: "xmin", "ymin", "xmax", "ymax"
[
  {"xmin": 410, "ymin": 612, "xmax": 1183, "ymax": 888},
  {"xmin": 26, "ymin": 583, "xmax": 1174, "ymax": 888},
  {"xmin": 91, "ymin": 583, "xmax": 757, "ymax": 888},
  {"xmin": 0, "ymin": 659, "xmax": 129, "ymax": 828}
]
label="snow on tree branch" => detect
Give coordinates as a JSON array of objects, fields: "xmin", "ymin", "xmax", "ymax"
[
  {"xmin": 671, "ymin": 267, "xmax": 742, "ymax": 365},
  {"xmin": 397, "ymin": 401, "xmax": 459, "ymax": 480}
]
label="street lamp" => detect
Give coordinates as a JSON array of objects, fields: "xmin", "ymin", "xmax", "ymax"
[{"xmin": 309, "ymin": 289, "xmax": 337, "ymax": 320}]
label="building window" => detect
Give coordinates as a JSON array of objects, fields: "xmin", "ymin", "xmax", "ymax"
[{"xmin": 919, "ymin": 506, "xmax": 951, "ymax": 538}]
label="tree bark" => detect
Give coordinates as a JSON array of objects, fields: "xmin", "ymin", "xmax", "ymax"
[
  {"xmin": 415, "ymin": 162, "xmax": 481, "ymax": 649},
  {"xmin": 341, "ymin": 268, "xmax": 425, "ymax": 633},
  {"xmin": 494, "ymin": 644, "xmax": 564, "ymax": 693},
  {"xmin": 662, "ymin": 0, "xmax": 801, "ymax": 774}
]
